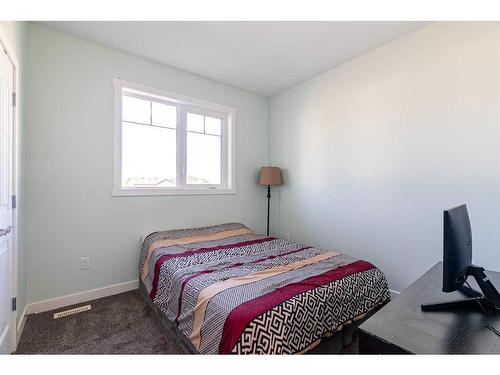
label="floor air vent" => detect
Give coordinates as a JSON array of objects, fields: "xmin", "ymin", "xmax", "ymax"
[{"xmin": 53, "ymin": 304, "xmax": 91, "ymax": 319}]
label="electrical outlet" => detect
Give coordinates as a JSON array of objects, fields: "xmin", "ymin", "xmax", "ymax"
[
  {"xmin": 80, "ymin": 256, "xmax": 90, "ymax": 270},
  {"xmin": 284, "ymin": 233, "xmax": 291, "ymax": 241}
]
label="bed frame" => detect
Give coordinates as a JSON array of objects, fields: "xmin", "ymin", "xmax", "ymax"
[
  {"xmin": 140, "ymin": 280, "xmax": 198, "ymax": 354},
  {"xmin": 139, "ymin": 279, "xmax": 380, "ymax": 354}
]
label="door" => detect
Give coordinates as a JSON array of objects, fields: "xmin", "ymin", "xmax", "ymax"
[{"xmin": 0, "ymin": 46, "xmax": 14, "ymax": 354}]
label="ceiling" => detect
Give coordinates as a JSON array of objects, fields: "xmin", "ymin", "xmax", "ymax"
[{"xmin": 37, "ymin": 21, "xmax": 430, "ymax": 96}]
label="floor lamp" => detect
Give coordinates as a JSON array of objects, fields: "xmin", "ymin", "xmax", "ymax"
[{"xmin": 258, "ymin": 167, "xmax": 283, "ymax": 236}]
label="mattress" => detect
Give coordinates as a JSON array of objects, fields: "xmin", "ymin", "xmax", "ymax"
[{"xmin": 139, "ymin": 223, "xmax": 390, "ymax": 354}]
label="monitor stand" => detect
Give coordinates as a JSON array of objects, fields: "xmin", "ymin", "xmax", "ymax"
[{"xmin": 421, "ymin": 265, "xmax": 500, "ymax": 312}]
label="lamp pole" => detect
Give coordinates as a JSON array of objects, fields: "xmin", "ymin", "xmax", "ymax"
[{"xmin": 266, "ymin": 185, "xmax": 271, "ymax": 236}]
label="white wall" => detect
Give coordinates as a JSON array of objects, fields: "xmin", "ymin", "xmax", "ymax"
[
  {"xmin": 23, "ymin": 21, "xmax": 500, "ymax": 302},
  {"xmin": 270, "ymin": 22, "xmax": 500, "ymax": 292},
  {"xmin": 25, "ymin": 24, "xmax": 269, "ymax": 303},
  {"xmin": 0, "ymin": 21, "xmax": 28, "ymax": 321}
]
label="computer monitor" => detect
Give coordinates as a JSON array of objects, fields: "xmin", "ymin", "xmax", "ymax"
[
  {"xmin": 443, "ymin": 205, "xmax": 473, "ymax": 293},
  {"xmin": 421, "ymin": 204, "xmax": 500, "ymax": 311}
]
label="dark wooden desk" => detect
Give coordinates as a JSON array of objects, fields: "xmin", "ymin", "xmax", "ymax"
[{"xmin": 359, "ymin": 262, "xmax": 500, "ymax": 354}]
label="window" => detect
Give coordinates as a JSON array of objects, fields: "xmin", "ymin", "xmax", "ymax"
[{"xmin": 113, "ymin": 79, "xmax": 235, "ymax": 196}]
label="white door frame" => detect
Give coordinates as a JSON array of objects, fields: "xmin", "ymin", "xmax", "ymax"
[{"xmin": 0, "ymin": 24, "xmax": 20, "ymax": 353}]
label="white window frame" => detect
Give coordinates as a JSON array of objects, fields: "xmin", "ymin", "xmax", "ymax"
[{"xmin": 112, "ymin": 79, "xmax": 236, "ymax": 196}]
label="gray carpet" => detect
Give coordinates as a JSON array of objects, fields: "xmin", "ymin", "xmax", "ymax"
[
  {"xmin": 15, "ymin": 290, "xmax": 359, "ymax": 354},
  {"xmin": 16, "ymin": 290, "xmax": 185, "ymax": 354}
]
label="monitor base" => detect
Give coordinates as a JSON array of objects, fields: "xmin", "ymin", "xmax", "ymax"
[
  {"xmin": 421, "ymin": 265, "xmax": 500, "ymax": 312},
  {"xmin": 421, "ymin": 296, "xmax": 489, "ymax": 312}
]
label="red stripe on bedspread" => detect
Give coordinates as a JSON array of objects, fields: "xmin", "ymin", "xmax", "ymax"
[
  {"xmin": 218, "ymin": 259, "xmax": 375, "ymax": 354},
  {"xmin": 149, "ymin": 237, "xmax": 276, "ymax": 300},
  {"xmin": 174, "ymin": 246, "xmax": 312, "ymax": 324}
]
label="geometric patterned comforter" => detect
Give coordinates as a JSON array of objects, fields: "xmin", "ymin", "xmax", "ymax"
[{"xmin": 139, "ymin": 223, "xmax": 390, "ymax": 354}]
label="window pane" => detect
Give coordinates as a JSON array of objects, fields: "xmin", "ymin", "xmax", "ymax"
[
  {"xmin": 122, "ymin": 95, "xmax": 151, "ymax": 124},
  {"xmin": 187, "ymin": 113, "xmax": 204, "ymax": 133},
  {"xmin": 152, "ymin": 102, "xmax": 176, "ymax": 128},
  {"xmin": 205, "ymin": 116, "xmax": 221, "ymax": 136},
  {"xmin": 187, "ymin": 132, "xmax": 221, "ymax": 185},
  {"xmin": 122, "ymin": 122, "xmax": 176, "ymax": 187}
]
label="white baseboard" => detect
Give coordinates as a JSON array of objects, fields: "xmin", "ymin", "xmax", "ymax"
[
  {"xmin": 26, "ymin": 280, "xmax": 139, "ymax": 315},
  {"xmin": 16, "ymin": 305, "xmax": 28, "ymax": 345},
  {"xmin": 389, "ymin": 289, "xmax": 401, "ymax": 299}
]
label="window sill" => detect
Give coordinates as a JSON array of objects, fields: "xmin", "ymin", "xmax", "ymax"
[{"xmin": 111, "ymin": 187, "xmax": 237, "ymax": 197}]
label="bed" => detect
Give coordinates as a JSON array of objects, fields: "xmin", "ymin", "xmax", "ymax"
[{"xmin": 139, "ymin": 223, "xmax": 390, "ymax": 354}]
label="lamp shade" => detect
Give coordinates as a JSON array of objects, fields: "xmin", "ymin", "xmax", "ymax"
[{"xmin": 258, "ymin": 167, "xmax": 283, "ymax": 186}]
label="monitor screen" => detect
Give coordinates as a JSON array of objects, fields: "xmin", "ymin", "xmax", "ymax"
[{"xmin": 443, "ymin": 204, "xmax": 473, "ymax": 292}]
